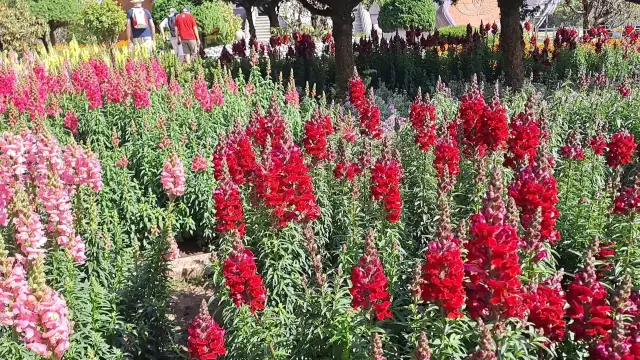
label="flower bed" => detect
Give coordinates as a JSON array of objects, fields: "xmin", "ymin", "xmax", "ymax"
[{"xmin": 0, "ymin": 46, "xmax": 639, "ymax": 359}]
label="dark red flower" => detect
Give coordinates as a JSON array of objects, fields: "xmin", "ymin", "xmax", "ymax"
[
  {"xmin": 255, "ymin": 140, "xmax": 320, "ymax": 228},
  {"xmin": 434, "ymin": 135, "xmax": 460, "ymax": 180},
  {"xmin": 350, "ymin": 230, "xmax": 392, "ymax": 321},
  {"xmin": 508, "ymin": 161, "xmax": 561, "ymax": 245},
  {"xmin": 421, "ymin": 238, "xmax": 466, "ymax": 319},
  {"xmin": 187, "ymin": 300, "xmax": 226, "ymax": 360},
  {"xmin": 560, "ymin": 131, "xmax": 585, "ymax": 160},
  {"xmin": 303, "ymin": 110, "xmax": 334, "ymax": 161},
  {"xmin": 606, "ymin": 130, "xmax": 635, "ymax": 168},
  {"xmin": 566, "ymin": 246, "xmax": 613, "ymax": 342},
  {"xmin": 212, "ymin": 132, "xmax": 257, "ymax": 185},
  {"xmin": 524, "ymin": 275, "xmax": 567, "ymax": 342},
  {"xmin": 590, "ymin": 133, "xmax": 608, "ymax": 155},
  {"xmin": 222, "ymin": 239, "xmax": 267, "ymax": 313},
  {"xmin": 63, "ymin": 110, "xmax": 79, "ymax": 136},
  {"xmin": 459, "ymin": 79, "xmax": 488, "ymax": 156},
  {"xmin": 349, "ymin": 74, "xmax": 367, "ymax": 111},
  {"xmin": 213, "ymin": 177, "xmax": 246, "ymax": 237},
  {"xmin": 370, "ymin": 155, "xmax": 403, "ymax": 223},
  {"xmin": 465, "ymin": 168, "xmax": 526, "ymax": 321},
  {"xmin": 246, "ymin": 106, "xmax": 285, "ymax": 148},
  {"xmin": 505, "ymin": 107, "xmax": 541, "ymax": 169},
  {"xmin": 358, "ymin": 94, "xmax": 383, "ymax": 140},
  {"xmin": 618, "ymin": 84, "xmax": 631, "ymax": 98},
  {"xmin": 410, "ymin": 91, "xmax": 437, "ymax": 152},
  {"xmin": 334, "ymin": 161, "xmax": 362, "ymax": 181}
]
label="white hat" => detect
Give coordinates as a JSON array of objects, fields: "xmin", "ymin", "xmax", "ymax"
[{"xmin": 130, "ymin": 0, "xmax": 144, "ymax": 3}]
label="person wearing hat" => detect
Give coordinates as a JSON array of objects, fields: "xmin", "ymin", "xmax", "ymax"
[
  {"xmin": 126, "ymin": 0, "xmax": 155, "ymax": 53},
  {"xmin": 159, "ymin": 8, "xmax": 184, "ymax": 61},
  {"xmin": 174, "ymin": 7, "xmax": 200, "ymax": 64}
]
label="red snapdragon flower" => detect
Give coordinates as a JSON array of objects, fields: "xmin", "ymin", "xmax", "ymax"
[
  {"xmin": 349, "ymin": 74, "xmax": 367, "ymax": 111},
  {"xmin": 606, "ymin": 130, "xmax": 635, "ymax": 168},
  {"xmin": 481, "ymin": 93, "xmax": 510, "ymax": 154},
  {"xmin": 63, "ymin": 110, "xmax": 78, "ymax": 136},
  {"xmin": 187, "ymin": 300, "xmax": 226, "ymax": 360},
  {"xmin": 247, "ymin": 106, "xmax": 285, "ymax": 147},
  {"xmin": 433, "ymin": 135, "xmax": 461, "ymax": 180},
  {"xmin": 222, "ymin": 239, "xmax": 267, "ymax": 313},
  {"xmin": 350, "ymin": 230, "xmax": 392, "ymax": 320},
  {"xmin": 508, "ymin": 161, "xmax": 561, "ymax": 245},
  {"xmin": 566, "ymin": 246, "xmax": 613, "ymax": 342},
  {"xmin": 359, "ymin": 94, "xmax": 383, "ymax": 139},
  {"xmin": 370, "ymin": 155, "xmax": 403, "ymax": 223},
  {"xmin": 465, "ymin": 168, "xmax": 526, "ymax": 321},
  {"xmin": 421, "ymin": 237, "xmax": 466, "ymax": 319},
  {"xmin": 505, "ymin": 108, "xmax": 541, "ymax": 169},
  {"xmin": 618, "ymin": 84, "xmax": 631, "ymax": 98},
  {"xmin": 303, "ymin": 110, "xmax": 334, "ymax": 161},
  {"xmin": 255, "ymin": 140, "xmax": 320, "ymax": 227},
  {"xmin": 524, "ymin": 275, "xmax": 567, "ymax": 342},
  {"xmin": 212, "ymin": 132, "xmax": 257, "ymax": 185},
  {"xmin": 459, "ymin": 80, "xmax": 488, "ymax": 156},
  {"xmin": 213, "ymin": 176, "xmax": 245, "ymax": 237},
  {"xmin": 590, "ymin": 133, "xmax": 607, "ymax": 155},
  {"xmin": 614, "ymin": 187, "xmax": 640, "ymax": 215},
  {"xmin": 334, "ymin": 161, "xmax": 362, "ymax": 180},
  {"xmin": 409, "ymin": 91, "xmax": 437, "ymax": 151}
]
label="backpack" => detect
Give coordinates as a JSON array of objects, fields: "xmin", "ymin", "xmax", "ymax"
[
  {"xmin": 167, "ymin": 14, "xmax": 177, "ymax": 37},
  {"xmin": 131, "ymin": 8, "xmax": 149, "ymax": 30}
]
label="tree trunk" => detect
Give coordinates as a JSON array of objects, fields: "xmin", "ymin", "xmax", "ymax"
[
  {"xmin": 264, "ymin": 4, "xmax": 280, "ymax": 28},
  {"xmin": 498, "ymin": 0, "xmax": 524, "ymax": 90},
  {"xmin": 244, "ymin": 6, "xmax": 257, "ymax": 40},
  {"xmin": 583, "ymin": 1, "xmax": 593, "ymax": 29},
  {"xmin": 49, "ymin": 21, "xmax": 57, "ymax": 46},
  {"xmin": 332, "ymin": 12, "xmax": 354, "ymax": 101},
  {"xmin": 40, "ymin": 34, "xmax": 49, "ymax": 53}
]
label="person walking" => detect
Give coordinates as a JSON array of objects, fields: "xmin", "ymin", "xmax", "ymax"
[
  {"xmin": 126, "ymin": 0, "xmax": 155, "ymax": 53},
  {"xmin": 174, "ymin": 7, "xmax": 200, "ymax": 65},
  {"xmin": 159, "ymin": 8, "xmax": 183, "ymax": 60}
]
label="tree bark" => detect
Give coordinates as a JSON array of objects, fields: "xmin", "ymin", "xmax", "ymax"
[
  {"xmin": 582, "ymin": 1, "xmax": 594, "ymax": 29},
  {"xmin": 244, "ymin": 6, "xmax": 257, "ymax": 40},
  {"xmin": 498, "ymin": 0, "xmax": 524, "ymax": 90},
  {"xmin": 40, "ymin": 34, "xmax": 49, "ymax": 53},
  {"xmin": 48, "ymin": 21, "xmax": 57, "ymax": 47},
  {"xmin": 264, "ymin": 3, "xmax": 280, "ymax": 28},
  {"xmin": 332, "ymin": 11, "xmax": 354, "ymax": 100}
]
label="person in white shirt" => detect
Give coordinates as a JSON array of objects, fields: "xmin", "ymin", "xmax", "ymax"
[{"xmin": 159, "ymin": 8, "xmax": 184, "ymax": 60}]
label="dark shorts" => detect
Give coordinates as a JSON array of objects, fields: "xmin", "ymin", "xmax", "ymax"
[{"xmin": 181, "ymin": 40, "xmax": 197, "ymax": 55}]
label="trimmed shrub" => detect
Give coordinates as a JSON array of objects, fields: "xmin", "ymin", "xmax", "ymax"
[{"xmin": 378, "ymin": 0, "xmax": 436, "ymax": 33}]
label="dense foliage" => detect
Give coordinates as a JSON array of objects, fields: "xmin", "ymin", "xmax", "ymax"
[
  {"xmin": 192, "ymin": 1, "xmax": 242, "ymax": 45},
  {"xmin": 378, "ymin": 0, "xmax": 436, "ymax": 33},
  {"xmin": 0, "ymin": 0, "xmax": 46, "ymax": 51},
  {"xmin": 76, "ymin": 0, "xmax": 126, "ymax": 44}
]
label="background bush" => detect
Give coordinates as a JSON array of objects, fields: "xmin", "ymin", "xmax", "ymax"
[
  {"xmin": 76, "ymin": 0, "xmax": 126, "ymax": 44},
  {"xmin": 192, "ymin": 1, "xmax": 242, "ymax": 45},
  {"xmin": 378, "ymin": 0, "xmax": 436, "ymax": 32},
  {"xmin": 437, "ymin": 25, "xmax": 474, "ymax": 37},
  {"xmin": 0, "ymin": 0, "xmax": 46, "ymax": 51}
]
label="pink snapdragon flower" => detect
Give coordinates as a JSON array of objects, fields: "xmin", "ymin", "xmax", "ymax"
[
  {"xmin": 161, "ymin": 154, "xmax": 186, "ymax": 198},
  {"xmin": 13, "ymin": 208, "xmax": 47, "ymax": 261},
  {"xmin": 192, "ymin": 154, "xmax": 208, "ymax": 173}
]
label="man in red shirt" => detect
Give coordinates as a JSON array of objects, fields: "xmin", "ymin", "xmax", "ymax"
[{"xmin": 175, "ymin": 7, "xmax": 200, "ymax": 64}]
